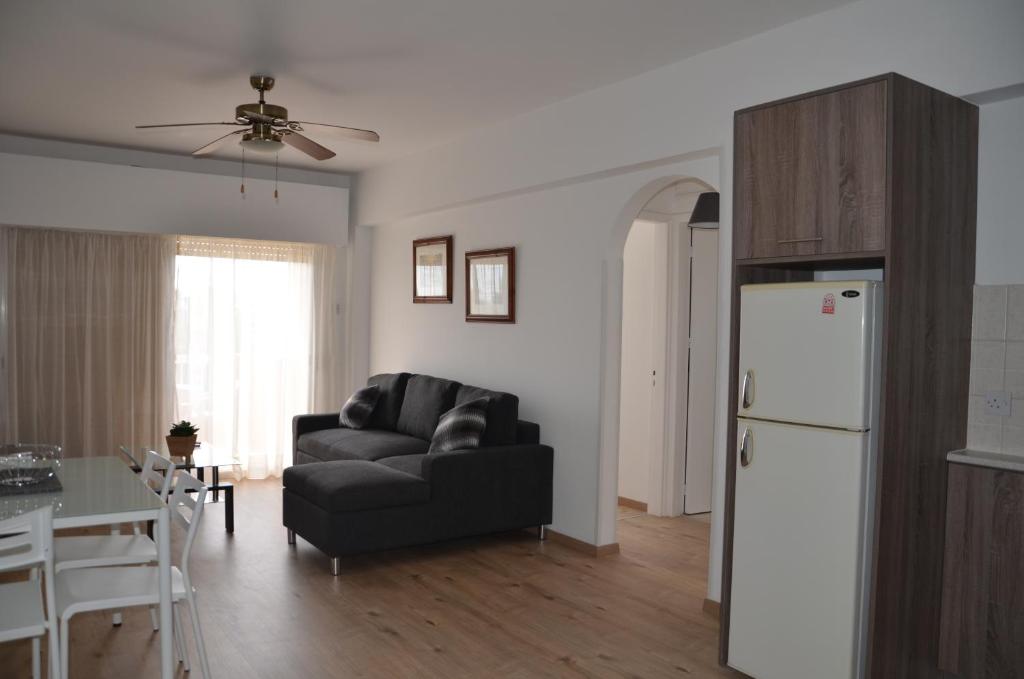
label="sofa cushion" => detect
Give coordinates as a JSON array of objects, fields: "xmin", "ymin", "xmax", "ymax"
[
  {"xmin": 297, "ymin": 428, "xmax": 429, "ymax": 462},
  {"xmin": 377, "ymin": 454, "xmax": 427, "ymax": 478},
  {"xmin": 455, "ymin": 384, "xmax": 519, "ymax": 446},
  {"xmin": 339, "ymin": 384, "xmax": 380, "ymax": 429},
  {"xmin": 283, "ymin": 461, "xmax": 429, "ymax": 513},
  {"xmin": 367, "ymin": 372, "xmax": 411, "ymax": 430},
  {"xmin": 396, "ymin": 375, "xmax": 461, "ymax": 441},
  {"xmin": 428, "ymin": 398, "xmax": 489, "ymax": 454}
]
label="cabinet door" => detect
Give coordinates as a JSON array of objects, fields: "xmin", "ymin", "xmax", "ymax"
[{"xmin": 735, "ymin": 80, "xmax": 887, "ymax": 259}]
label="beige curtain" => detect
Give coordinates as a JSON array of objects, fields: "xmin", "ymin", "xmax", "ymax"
[
  {"xmin": 0, "ymin": 225, "xmax": 176, "ymax": 456},
  {"xmin": 173, "ymin": 235, "xmax": 340, "ymax": 478}
]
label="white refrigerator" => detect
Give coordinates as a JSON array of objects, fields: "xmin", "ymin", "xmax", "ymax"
[{"xmin": 728, "ymin": 280, "xmax": 883, "ymax": 679}]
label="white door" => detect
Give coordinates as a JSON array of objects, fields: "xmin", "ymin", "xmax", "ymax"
[
  {"xmin": 682, "ymin": 227, "xmax": 718, "ymax": 514},
  {"xmin": 729, "ymin": 418, "xmax": 871, "ymax": 679},
  {"xmin": 738, "ymin": 281, "xmax": 881, "ymax": 430},
  {"xmin": 617, "ymin": 220, "xmax": 668, "ymax": 506}
]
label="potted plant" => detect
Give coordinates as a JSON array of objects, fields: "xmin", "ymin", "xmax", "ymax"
[{"xmin": 166, "ymin": 420, "xmax": 199, "ymax": 458}]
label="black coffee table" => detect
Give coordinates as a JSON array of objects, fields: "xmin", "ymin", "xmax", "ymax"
[{"xmin": 123, "ymin": 443, "xmax": 238, "ymax": 533}]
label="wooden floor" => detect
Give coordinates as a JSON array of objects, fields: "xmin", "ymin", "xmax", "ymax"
[{"xmin": 1, "ymin": 480, "xmax": 737, "ymax": 678}]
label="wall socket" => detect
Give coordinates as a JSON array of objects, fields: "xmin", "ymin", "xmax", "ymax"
[{"xmin": 984, "ymin": 390, "xmax": 1012, "ymax": 417}]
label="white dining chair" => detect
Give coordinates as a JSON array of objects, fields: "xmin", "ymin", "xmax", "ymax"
[
  {"xmin": 53, "ymin": 450, "xmax": 176, "ymax": 572},
  {"xmin": 55, "ymin": 472, "xmax": 212, "ymax": 679},
  {"xmin": 0, "ymin": 505, "xmax": 61, "ymax": 679}
]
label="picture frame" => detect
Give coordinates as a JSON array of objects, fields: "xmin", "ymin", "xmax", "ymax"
[
  {"xmin": 412, "ymin": 235, "xmax": 453, "ymax": 303},
  {"xmin": 465, "ymin": 247, "xmax": 515, "ymax": 323}
]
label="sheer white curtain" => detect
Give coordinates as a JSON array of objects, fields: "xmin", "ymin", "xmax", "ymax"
[
  {"xmin": 0, "ymin": 225, "xmax": 176, "ymax": 455},
  {"xmin": 173, "ymin": 236, "xmax": 340, "ymax": 478}
]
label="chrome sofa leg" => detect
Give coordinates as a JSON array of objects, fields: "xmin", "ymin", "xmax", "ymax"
[
  {"xmin": 538, "ymin": 525, "xmax": 547, "ymax": 541},
  {"xmin": 287, "ymin": 529, "xmax": 296, "ymax": 545},
  {"xmin": 330, "ymin": 557, "xmax": 341, "ymax": 576}
]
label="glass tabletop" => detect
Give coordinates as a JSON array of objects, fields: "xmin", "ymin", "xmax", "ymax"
[
  {"xmin": 0, "ymin": 456, "xmax": 165, "ymax": 526},
  {"xmin": 127, "ymin": 442, "xmax": 240, "ymax": 469}
]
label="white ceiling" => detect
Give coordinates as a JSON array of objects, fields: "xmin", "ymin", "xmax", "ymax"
[{"xmin": 0, "ymin": 0, "xmax": 850, "ymax": 173}]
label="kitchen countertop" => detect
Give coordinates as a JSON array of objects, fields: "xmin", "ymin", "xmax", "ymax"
[{"xmin": 947, "ymin": 448, "xmax": 1024, "ymax": 473}]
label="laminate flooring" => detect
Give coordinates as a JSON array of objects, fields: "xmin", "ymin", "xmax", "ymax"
[{"xmin": 1, "ymin": 480, "xmax": 737, "ymax": 678}]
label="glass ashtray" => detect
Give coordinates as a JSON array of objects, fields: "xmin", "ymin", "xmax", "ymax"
[{"xmin": 0, "ymin": 444, "xmax": 62, "ymax": 487}]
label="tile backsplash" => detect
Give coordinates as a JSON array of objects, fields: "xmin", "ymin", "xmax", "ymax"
[{"xmin": 968, "ymin": 285, "xmax": 1024, "ymax": 457}]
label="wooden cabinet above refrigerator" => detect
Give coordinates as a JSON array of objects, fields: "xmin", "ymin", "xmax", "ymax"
[{"xmin": 734, "ymin": 78, "xmax": 888, "ymax": 261}]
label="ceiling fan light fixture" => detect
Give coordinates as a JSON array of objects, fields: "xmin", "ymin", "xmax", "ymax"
[{"xmin": 239, "ymin": 133, "xmax": 284, "ymax": 154}]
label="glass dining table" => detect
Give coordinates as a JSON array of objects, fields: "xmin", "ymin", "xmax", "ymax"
[{"xmin": 0, "ymin": 456, "xmax": 177, "ymax": 679}]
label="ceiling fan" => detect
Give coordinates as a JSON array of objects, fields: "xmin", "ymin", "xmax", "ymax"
[{"xmin": 136, "ymin": 75, "xmax": 379, "ymax": 161}]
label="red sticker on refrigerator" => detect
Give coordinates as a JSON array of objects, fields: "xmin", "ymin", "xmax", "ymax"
[{"xmin": 822, "ymin": 293, "xmax": 836, "ymax": 314}]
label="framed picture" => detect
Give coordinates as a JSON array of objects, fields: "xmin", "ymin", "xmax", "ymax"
[
  {"xmin": 465, "ymin": 247, "xmax": 515, "ymax": 323},
  {"xmin": 412, "ymin": 235, "xmax": 453, "ymax": 303}
]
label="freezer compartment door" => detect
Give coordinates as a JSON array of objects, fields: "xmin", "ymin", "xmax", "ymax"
[
  {"xmin": 728, "ymin": 418, "xmax": 871, "ymax": 679},
  {"xmin": 738, "ymin": 281, "xmax": 881, "ymax": 430}
]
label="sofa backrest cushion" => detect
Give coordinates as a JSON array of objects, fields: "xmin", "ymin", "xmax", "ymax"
[
  {"xmin": 396, "ymin": 374, "xmax": 461, "ymax": 441},
  {"xmin": 367, "ymin": 372, "xmax": 412, "ymax": 430},
  {"xmin": 456, "ymin": 384, "xmax": 519, "ymax": 446}
]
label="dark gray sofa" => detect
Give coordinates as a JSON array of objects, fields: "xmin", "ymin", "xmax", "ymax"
[{"xmin": 283, "ymin": 373, "xmax": 553, "ymax": 574}]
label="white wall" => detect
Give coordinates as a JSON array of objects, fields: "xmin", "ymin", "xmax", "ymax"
[
  {"xmin": 367, "ymin": 156, "xmax": 719, "ymax": 543},
  {"xmin": 618, "ymin": 220, "xmax": 661, "ymax": 504},
  {"xmin": 976, "ymin": 96, "xmax": 1024, "ymax": 285},
  {"xmin": 0, "ymin": 151, "xmax": 350, "ymax": 246},
  {"xmin": 354, "ymin": 0, "xmax": 1024, "ymax": 601}
]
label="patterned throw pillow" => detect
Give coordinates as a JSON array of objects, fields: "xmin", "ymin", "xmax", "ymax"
[
  {"xmin": 339, "ymin": 385, "xmax": 381, "ymax": 429},
  {"xmin": 428, "ymin": 397, "xmax": 489, "ymax": 454}
]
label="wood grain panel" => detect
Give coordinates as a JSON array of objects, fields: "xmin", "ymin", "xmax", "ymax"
[
  {"xmin": 987, "ymin": 471, "xmax": 1024, "ymax": 679},
  {"xmin": 868, "ymin": 75, "xmax": 978, "ymax": 679},
  {"xmin": 939, "ymin": 465, "xmax": 1024, "ymax": 678},
  {"xmin": 938, "ymin": 463, "xmax": 994, "ymax": 676},
  {"xmin": 734, "ymin": 79, "xmax": 887, "ymax": 260}
]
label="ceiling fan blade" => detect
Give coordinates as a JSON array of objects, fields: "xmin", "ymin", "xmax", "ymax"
[
  {"xmin": 281, "ymin": 131, "xmax": 336, "ymax": 160},
  {"xmin": 192, "ymin": 130, "xmax": 246, "ymax": 156},
  {"xmin": 136, "ymin": 122, "xmax": 248, "ymax": 129},
  {"xmin": 289, "ymin": 122, "xmax": 380, "ymax": 143}
]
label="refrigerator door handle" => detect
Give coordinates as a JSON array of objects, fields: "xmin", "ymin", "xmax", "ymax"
[
  {"xmin": 741, "ymin": 370, "xmax": 754, "ymax": 410},
  {"xmin": 740, "ymin": 427, "xmax": 753, "ymax": 468}
]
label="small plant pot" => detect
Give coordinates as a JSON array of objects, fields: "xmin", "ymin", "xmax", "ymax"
[{"xmin": 166, "ymin": 435, "xmax": 198, "ymax": 459}]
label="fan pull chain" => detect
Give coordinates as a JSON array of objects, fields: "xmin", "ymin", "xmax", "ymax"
[
  {"xmin": 240, "ymin": 148, "xmax": 246, "ymax": 197},
  {"xmin": 274, "ymin": 152, "xmax": 279, "ymax": 202}
]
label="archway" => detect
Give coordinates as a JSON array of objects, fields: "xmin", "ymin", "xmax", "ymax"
[{"xmin": 596, "ymin": 174, "xmax": 718, "ymax": 547}]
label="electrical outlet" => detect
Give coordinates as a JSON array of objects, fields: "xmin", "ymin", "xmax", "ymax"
[{"xmin": 984, "ymin": 390, "xmax": 1012, "ymax": 417}]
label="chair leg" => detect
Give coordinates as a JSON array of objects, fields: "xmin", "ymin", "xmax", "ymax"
[
  {"xmin": 173, "ymin": 603, "xmax": 191, "ymax": 672},
  {"xmin": 149, "ymin": 605, "xmax": 160, "ymax": 631},
  {"xmin": 287, "ymin": 529, "xmax": 296, "ymax": 545},
  {"xmin": 47, "ymin": 625, "xmax": 60, "ymax": 679},
  {"xmin": 538, "ymin": 525, "xmax": 547, "ymax": 541},
  {"xmin": 30, "ymin": 568, "xmax": 41, "ymax": 679},
  {"xmin": 330, "ymin": 557, "xmax": 341, "ymax": 576},
  {"xmin": 59, "ymin": 618, "xmax": 70, "ymax": 679},
  {"xmin": 186, "ymin": 593, "xmax": 212, "ymax": 679},
  {"xmin": 32, "ymin": 636, "xmax": 40, "ymax": 679}
]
